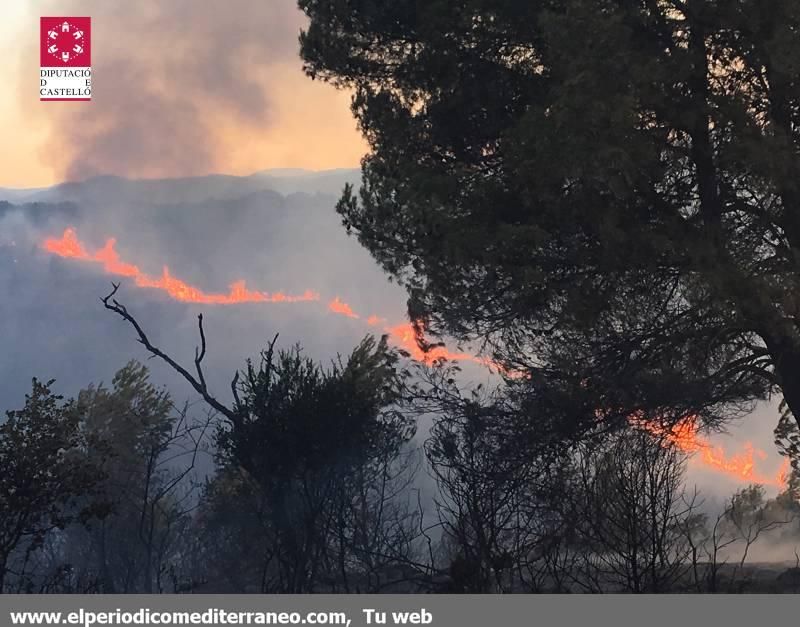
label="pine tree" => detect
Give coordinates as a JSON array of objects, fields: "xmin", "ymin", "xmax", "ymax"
[{"xmin": 300, "ymin": 0, "xmax": 800, "ymax": 432}]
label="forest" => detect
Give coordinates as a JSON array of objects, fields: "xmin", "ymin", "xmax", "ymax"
[{"xmin": 2, "ymin": 296, "xmax": 800, "ymax": 593}]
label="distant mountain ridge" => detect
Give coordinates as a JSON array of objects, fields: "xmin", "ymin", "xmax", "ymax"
[{"xmin": 0, "ymin": 168, "xmax": 361, "ymax": 205}]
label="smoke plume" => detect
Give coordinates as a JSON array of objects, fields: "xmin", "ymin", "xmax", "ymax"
[{"xmin": 24, "ymin": 0, "xmax": 306, "ymax": 181}]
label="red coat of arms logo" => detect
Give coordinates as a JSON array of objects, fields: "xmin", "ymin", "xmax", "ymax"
[
  {"xmin": 40, "ymin": 17, "xmax": 91, "ymax": 67},
  {"xmin": 40, "ymin": 17, "xmax": 92, "ymax": 101}
]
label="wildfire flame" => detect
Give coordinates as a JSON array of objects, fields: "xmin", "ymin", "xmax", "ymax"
[
  {"xmin": 41, "ymin": 227, "xmax": 789, "ymax": 487},
  {"xmin": 42, "ymin": 227, "xmax": 484, "ymax": 366},
  {"xmin": 635, "ymin": 415, "xmax": 790, "ymax": 487},
  {"xmin": 324, "ymin": 294, "xmax": 492, "ymax": 366},
  {"xmin": 43, "ymin": 228, "xmax": 319, "ymax": 304},
  {"xmin": 383, "ymin": 321, "xmax": 486, "ymax": 366},
  {"xmin": 328, "ymin": 297, "xmax": 359, "ymax": 319}
]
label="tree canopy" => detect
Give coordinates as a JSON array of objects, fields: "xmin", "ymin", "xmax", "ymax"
[
  {"xmin": 300, "ymin": 0, "xmax": 800, "ymax": 432},
  {"xmin": 0, "ymin": 380, "xmax": 101, "ymax": 591}
]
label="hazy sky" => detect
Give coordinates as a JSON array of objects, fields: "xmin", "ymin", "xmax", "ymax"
[{"xmin": 0, "ymin": 0, "xmax": 367, "ymax": 187}]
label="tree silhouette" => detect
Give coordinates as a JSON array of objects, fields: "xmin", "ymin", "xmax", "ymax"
[
  {"xmin": 209, "ymin": 336, "xmax": 418, "ymax": 592},
  {"xmin": 0, "ymin": 380, "xmax": 102, "ymax": 592},
  {"xmin": 300, "ymin": 0, "xmax": 800, "ymax": 433},
  {"xmin": 63, "ymin": 362, "xmax": 211, "ymax": 593},
  {"xmin": 100, "ymin": 285, "xmax": 423, "ymax": 592}
]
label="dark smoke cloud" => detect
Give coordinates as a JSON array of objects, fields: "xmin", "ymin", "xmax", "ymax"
[{"xmin": 29, "ymin": 0, "xmax": 305, "ymax": 181}]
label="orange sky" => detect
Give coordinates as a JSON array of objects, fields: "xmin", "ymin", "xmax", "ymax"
[{"xmin": 0, "ymin": 2, "xmax": 367, "ymax": 188}]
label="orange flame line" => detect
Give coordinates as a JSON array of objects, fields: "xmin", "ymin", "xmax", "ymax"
[
  {"xmin": 44, "ymin": 228, "xmax": 511, "ymax": 372},
  {"xmin": 382, "ymin": 321, "xmax": 489, "ymax": 367},
  {"xmin": 328, "ymin": 297, "xmax": 359, "ymax": 319},
  {"xmin": 635, "ymin": 415, "xmax": 789, "ymax": 487},
  {"xmin": 43, "ymin": 228, "xmax": 320, "ymax": 305},
  {"xmin": 326, "ymin": 297, "xmax": 501, "ymax": 368}
]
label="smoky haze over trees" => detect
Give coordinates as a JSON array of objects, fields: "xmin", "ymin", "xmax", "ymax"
[
  {"xmin": 7, "ymin": 0, "xmax": 800, "ymax": 593},
  {"xmin": 3, "ymin": 351, "xmax": 800, "ymax": 592}
]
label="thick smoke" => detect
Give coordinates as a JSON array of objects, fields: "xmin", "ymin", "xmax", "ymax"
[{"xmin": 25, "ymin": 0, "xmax": 305, "ymax": 181}]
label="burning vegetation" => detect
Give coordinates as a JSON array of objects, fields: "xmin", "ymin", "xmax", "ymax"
[
  {"xmin": 41, "ymin": 227, "xmax": 790, "ymax": 489},
  {"xmin": 42, "ymin": 227, "xmax": 490, "ymax": 368}
]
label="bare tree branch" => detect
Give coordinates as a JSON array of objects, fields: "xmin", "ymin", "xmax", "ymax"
[
  {"xmin": 194, "ymin": 314, "xmax": 207, "ymax": 391},
  {"xmin": 101, "ymin": 283, "xmax": 239, "ymax": 425}
]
